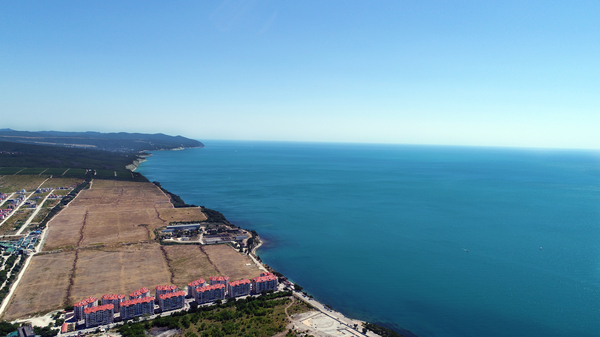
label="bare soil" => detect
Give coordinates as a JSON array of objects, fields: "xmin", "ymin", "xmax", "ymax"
[
  {"xmin": 3, "ymin": 251, "xmax": 76, "ymax": 321},
  {"xmin": 203, "ymin": 245, "xmax": 263, "ymax": 282},
  {"xmin": 163, "ymin": 245, "xmax": 219, "ymax": 288}
]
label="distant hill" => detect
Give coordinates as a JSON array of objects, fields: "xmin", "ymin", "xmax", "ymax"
[{"xmin": 0, "ymin": 129, "xmax": 203, "ymax": 152}]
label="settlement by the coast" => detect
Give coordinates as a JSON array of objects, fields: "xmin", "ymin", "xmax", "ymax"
[{"xmin": 0, "ymin": 173, "xmax": 382, "ymax": 337}]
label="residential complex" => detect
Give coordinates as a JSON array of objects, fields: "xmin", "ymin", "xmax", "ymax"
[
  {"xmin": 129, "ymin": 287, "xmax": 150, "ymax": 300},
  {"xmin": 75, "ymin": 273, "xmax": 278, "ymax": 328},
  {"xmin": 120, "ymin": 296, "xmax": 155, "ymax": 320},
  {"xmin": 194, "ymin": 284, "xmax": 226, "ymax": 304},
  {"xmin": 158, "ymin": 291, "xmax": 186, "ymax": 312},
  {"xmin": 84, "ymin": 304, "xmax": 114, "ymax": 328},
  {"xmin": 252, "ymin": 272, "xmax": 278, "ymax": 294},
  {"xmin": 209, "ymin": 276, "xmax": 229, "ymax": 287},
  {"xmin": 101, "ymin": 294, "xmax": 125, "ymax": 312},
  {"xmin": 74, "ymin": 296, "xmax": 98, "ymax": 320},
  {"xmin": 228, "ymin": 279, "xmax": 251, "ymax": 298},
  {"xmin": 154, "ymin": 285, "xmax": 177, "ymax": 303}
]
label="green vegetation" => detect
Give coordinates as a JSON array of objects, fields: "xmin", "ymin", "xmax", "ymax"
[
  {"xmin": 0, "ymin": 321, "xmax": 19, "ymax": 336},
  {"xmin": 0, "ymin": 129, "xmax": 203, "ymax": 152},
  {"xmin": 0, "ymin": 168, "xmax": 24, "ymax": 175},
  {"xmin": 118, "ymin": 292, "xmax": 311, "ymax": 337},
  {"xmin": 0, "ymin": 141, "xmax": 140, "ymax": 171}
]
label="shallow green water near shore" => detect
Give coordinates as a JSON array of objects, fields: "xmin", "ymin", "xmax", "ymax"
[{"xmin": 138, "ymin": 141, "xmax": 600, "ymax": 337}]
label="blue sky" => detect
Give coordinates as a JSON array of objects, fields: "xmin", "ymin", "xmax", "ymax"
[{"xmin": 1, "ymin": 1, "xmax": 599, "ymax": 149}]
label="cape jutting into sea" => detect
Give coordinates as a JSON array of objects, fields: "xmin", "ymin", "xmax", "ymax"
[{"xmin": 137, "ymin": 140, "xmax": 600, "ymax": 337}]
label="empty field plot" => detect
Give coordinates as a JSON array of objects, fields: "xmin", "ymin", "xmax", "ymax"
[
  {"xmin": 74, "ymin": 180, "xmax": 171, "ymax": 209},
  {"xmin": 69, "ymin": 244, "xmax": 171, "ymax": 304},
  {"xmin": 43, "ymin": 181, "xmax": 178, "ymax": 250},
  {"xmin": 16, "ymin": 168, "xmax": 47, "ymax": 175},
  {"xmin": 163, "ymin": 245, "xmax": 219, "ymax": 288},
  {"xmin": 0, "ymin": 168, "xmax": 24, "ymax": 175},
  {"xmin": 80, "ymin": 208, "xmax": 165, "ymax": 245},
  {"xmin": 41, "ymin": 177, "xmax": 82, "ymax": 189},
  {"xmin": 0, "ymin": 175, "xmax": 48, "ymax": 193},
  {"xmin": 157, "ymin": 207, "xmax": 207, "ymax": 223},
  {"xmin": 3, "ymin": 251, "xmax": 76, "ymax": 321},
  {"xmin": 203, "ymin": 245, "xmax": 263, "ymax": 281},
  {"xmin": 42, "ymin": 206, "xmax": 87, "ymax": 251}
]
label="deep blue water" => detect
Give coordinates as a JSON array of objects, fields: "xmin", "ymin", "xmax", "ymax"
[{"xmin": 138, "ymin": 141, "xmax": 600, "ymax": 337}]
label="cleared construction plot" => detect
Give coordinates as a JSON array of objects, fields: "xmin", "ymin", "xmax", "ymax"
[
  {"xmin": 157, "ymin": 207, "xmax": 207, "ymax": 223},
  {"xmin": 203, "ymin": 245, "xmax": 263, "ymax": 281},
  {"xmin": 41, "ymin": 206, "xmax": 88, "ymax": 251},
  {"xmin": 69, "ymin": 244, "xmax": 172, "ymax": 304},
  {"xmin": 163, "ymin": 245, "xmax": 219, "ymax": 289},
  {"xmin": 3, "ymin": 251, "xmax": 76, "ymax": 321}
]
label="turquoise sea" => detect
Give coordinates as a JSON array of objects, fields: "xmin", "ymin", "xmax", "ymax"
[{"xmin": 138, "ymin": 141, "xmax": 600, "ymax": 337}]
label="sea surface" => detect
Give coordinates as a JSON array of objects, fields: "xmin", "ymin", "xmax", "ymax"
[{"xmin": 138, "ymin": 141, "xmax": 600, "ymax": 337}]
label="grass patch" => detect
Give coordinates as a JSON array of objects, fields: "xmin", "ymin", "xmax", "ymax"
[
  {"xmin": 0, "ymin": 167, "xmax": 25, "ymax": 175},
  {"xmin": 17, "ymin": 168, "xmax": 47, "ymax": 175}
]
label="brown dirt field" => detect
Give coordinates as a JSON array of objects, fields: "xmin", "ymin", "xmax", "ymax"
[
  {"xmin": 41, "ymin": 178, "xmax": 83, "ymax": 189},
  {"xmin": 0, "ymin": 176, "xmax": 48, "ymax": 193},
  {"xmin": 163, "ymin": 245, "xmax": 219, "ymax": 288},
  {"xmin": 69, "ymin": 244, "xmax": 172, "ymax": 305},
  {"xmin": 203, "ymin": 245, "xmax": 263, "ymax": 282},
  {"xmin": 42, "ymin": 206, "xmax": 87, "ymax": 251},
  {"xmin": 80, "ymin": 207, "xmax": 164, "ymax": 246},
  {"xmin": 157, "ymin": 207, "xmax": 207, "ymax": 223},
  {"xmin": 3, "ymin": 251, "xmax": 76, "ymax": 320},
  {"xmin": 43, "ymin": 180, "xmax": 176, "ymax": 250}
]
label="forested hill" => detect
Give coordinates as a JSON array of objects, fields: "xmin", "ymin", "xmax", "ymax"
[
  {"xmin": 0, "ymin": 129, "xmax": 203, "ymax": 152},
  {"xmin": 0, "ymin": 141, "xmax": 140, "ymax": 171}
]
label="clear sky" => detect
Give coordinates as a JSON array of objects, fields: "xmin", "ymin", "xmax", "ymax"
[{"xmin": 1, "ymin": 1, "xmax": 599, "ymax": 149}]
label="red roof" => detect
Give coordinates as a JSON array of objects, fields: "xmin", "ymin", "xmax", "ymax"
[
  {"xmin": 84, "ymin": 304, "xmax": 114, "ymax": 314},
  {"xmin": 229, "ymin": 279, "xmax": 251, "ymax": 286},
  {"xmin": 252, "ymin": 274, "xmax": 277, "ymax": 283},
  {"xmin": 196, "ymin": 284, "xmax": 225, "ymax": 292},
  {"xmin": 121, "ymin": 296, "xmax": 155, "ymax": 307},
  {"xmin": 159, "ymin": 291, "xmax": 186, "ymax": 300},
  {"xmin": 74, "ymin": 296, "xmax": 97, "ymax": 307},
  {"xmin": 209, "ymin": 276, "xmax": 230, "ymax": 282},
  {"xmin": 102, "ymin": 294, "xmax": 125, "ymax": 300},
  {"xmin": 188, "ymin": 278, "xmax": 206, "ymax": 287},
  {"xmin": 129, "ymin": 287, "xmax": 149, "ymax": 298},
  {"xmin": 155, "ymin": 285, "xmax": 177, "ymax": 291},
  {"xmin": 61, "ymin": 323, "xmax": 68, "ymax": 333}
]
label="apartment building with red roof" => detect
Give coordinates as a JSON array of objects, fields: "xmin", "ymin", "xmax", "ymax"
[
  {"xmin": 187, "ymin": 278, "xmax": 206, "ymax": 298},
  {"xmin": 251, "ymin": 272, "xmax": 278, "ymax": 294},
  {"xmin": 84, "ymin": 304, "xmax": 114, "ymax": 328},
  {"xmin": 154, "ymin": 285, "xmax": 177, "ymax": 303},
  {"xmin": 194, "ymin": 284, "xmax": 225, "ymax": 304},
  {"xmin": 158, "ymin": 291, "xmax": 186, "ymax": 312},
  {"xmin": 101, "ymin": 294, "xmax": 125, "ymax": 312},
  {"xmin": 120, "ymin": 296, "xmax": 155, "ymax": 320},
  {"xmin": 129, "ymin": 287, "xmax": 150, "ymax": 300},
  {"xmin": 209, "ymin": 276, "xmax": 229, "ymax": 288},
  {"xmin": 74, "ymin": 296, "xmax": 98, "ymax": 320},
  {"xmin": 228, "ymin": 279, "xmax": 251, "ymax": 298}
]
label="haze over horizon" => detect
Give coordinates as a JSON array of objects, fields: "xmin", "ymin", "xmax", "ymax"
[{"xmin": 1, "ymin": 1, "xmax": 599, "ymax": 149}]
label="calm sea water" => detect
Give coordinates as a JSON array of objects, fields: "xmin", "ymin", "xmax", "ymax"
[{"xmin": 138, "ymin": 141, "xmax": 600, "ymax": 337}]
